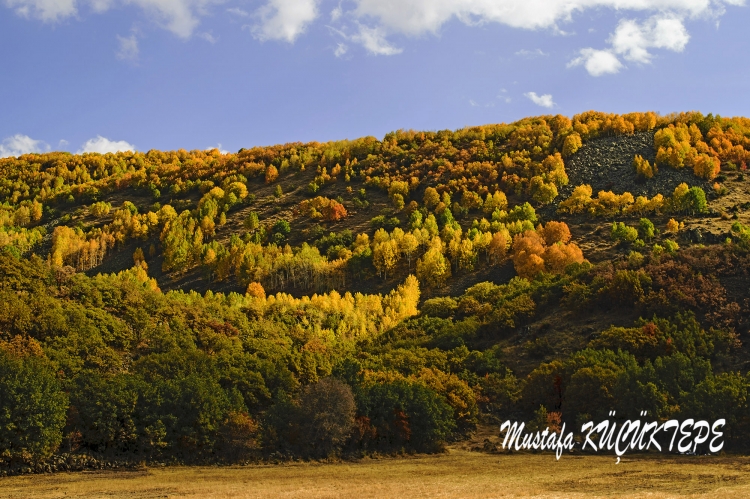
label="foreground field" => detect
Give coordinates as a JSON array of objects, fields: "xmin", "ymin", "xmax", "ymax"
[{"xmin": 2, "ymin": 450, "xmax": 749, "ymax": 499}]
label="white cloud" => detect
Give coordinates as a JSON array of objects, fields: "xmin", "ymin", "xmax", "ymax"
[
  {"xmin": 4, "ymin": 0, "xmax": 222, "ymax": 38},
  {"xmin": 252, "ymin": 0, "xmax": 320, "ymax": 43},
  {"xmin": 0, "ymin": 134, "xmax": 49, "ymax": 158},
  {"xmin": 77, "ymin": 136, "xmax": 136, "ymax": 154},
  {"xmin": 349, "ymin": 0, "xmax": 738, "ymax": 37},
  {"xmin": 569, "ymin": 13, "xmax": 690, "ymax": 75},
  {"xmin": 611, "ymin": 15, "xmax": 690, "ymax": 63},
  {"xmin": 334, "ymin": 42, "xmax": 348, "ymax": 57},
  {"xmin": 116, "ymin": 33, "xmax": 139, "ymax": 61},
  {"xmin": 2, "ymin": 0, "xmax": 744, "ymax": 60},
  {"xmin": 58, "ymin": 139, "xmax": 69, "ymax": 147},
  {"xmin": 335, "ymin": 0, "xmax": 741, "ymax": 64},
  {"xmin": 330, "ymin": 5, "xmax": 342, "ymax": 21},
  {"xmin": 4, "ymin": 0, "xmax": 77, "ymax": 22},
  {"xmin": 524, "ymin": 92, "xmax": 555, "ymax": 108},
  {"xmin": 568, "ymin": 47, "xmax": 624, "ymax": 76},
  {"xmin": 128, "ymin": 0, "xmax": 223, "ymax": 39},
  {"xmin": 350, "ymin": 23, "xmax": 402, "ymax": 55}
]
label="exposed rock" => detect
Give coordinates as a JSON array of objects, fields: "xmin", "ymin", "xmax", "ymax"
[{"xmin": 559, "ymin": 131, "xmax": 711, "ymax": 200}]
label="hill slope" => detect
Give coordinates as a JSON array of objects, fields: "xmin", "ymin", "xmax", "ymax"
[{"xmin": 0, "ymin": 111, "xmax": 750, "ymax": 469}]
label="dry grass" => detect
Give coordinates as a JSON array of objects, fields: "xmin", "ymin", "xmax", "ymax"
[{"xmin": 2, "ymin": 450, "xmax": 750, "ymax": 499}]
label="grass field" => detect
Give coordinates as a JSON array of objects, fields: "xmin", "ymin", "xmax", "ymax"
[{"xmin": 1, "ymin": 450, "xmax": 749, "ymax": 499}]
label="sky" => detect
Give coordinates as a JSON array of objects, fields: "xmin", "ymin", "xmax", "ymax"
[{"xmin": 1, "ymin": 0, "xmax": 750, "ymax": 157}]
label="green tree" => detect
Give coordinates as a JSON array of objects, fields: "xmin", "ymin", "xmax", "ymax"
[
  {"xmin": 638, "ymin": 218, "xmax": 655, "ymax": 240},
  {"xmin": 0, "ymin": 351, "xmax": 68, "ymax": 462},
  {"xmin": 359, "ymin": 380, "xmax": 455, "ymax": 453}
]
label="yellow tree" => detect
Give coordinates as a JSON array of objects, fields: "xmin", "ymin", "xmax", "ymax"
[
  {"xmin": 373, "ymin": 239, "xmax": 399, "ymax": 280},
  {"xmin": 488, "ymin": 231, "xmax": 510, "ymax": 264},
  {"xmin": 265, "ymin": 165, "xmax": 279, "ymax": 183},
  {"xmin": 558, "ymin": 184, "xmax": 592, "ymax": 214},
  {"xmin": 400, "ymin": 232, "xmax": 419, "ymax": 269},
  {"xmin": 423, "ymin": 187, "xmax": 440, "ymax": 210},
  {"xmin": 416, "ymin": 238, "xmax": 451, "ymax": 290}
]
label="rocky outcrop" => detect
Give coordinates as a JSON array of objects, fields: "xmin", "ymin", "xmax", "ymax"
[{"xmin": 559, "ymin": 131, "xmax": 710, "ymax": 200}]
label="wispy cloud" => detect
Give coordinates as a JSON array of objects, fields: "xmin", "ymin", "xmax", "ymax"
[
  {"xmin": 116, "ymin": 33, "xmax": 139, "ymax": 61},
  {"xmin": 515, "ymin": 48, "xmax": 548, "ymax": 58}
]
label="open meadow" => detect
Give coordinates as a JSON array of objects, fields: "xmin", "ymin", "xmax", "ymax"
[{"xmin": 1, "ymin": 450, "xmax": 749, "ymax": 499}]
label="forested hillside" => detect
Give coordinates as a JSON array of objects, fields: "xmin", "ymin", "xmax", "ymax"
[{"xmin": 1, "ymin": 111, "xmax": 750, "ymax": 472}]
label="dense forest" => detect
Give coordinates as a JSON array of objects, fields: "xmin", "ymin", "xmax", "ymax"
[{"xmin": 1, "ymin": 111, "xmax": 749, "ymax": 472}]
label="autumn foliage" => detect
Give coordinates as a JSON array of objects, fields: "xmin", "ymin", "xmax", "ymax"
[
  {"xmin": 512, "ymin": 222, "xmax": 584, "ymax": 278},
  {"xmin": 298, "ymin": 196, "xmax": 348, "ymax": 221}
]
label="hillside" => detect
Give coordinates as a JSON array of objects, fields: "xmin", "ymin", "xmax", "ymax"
[{"xmin": 0, "ymin": 111, "xmax": 750, "ymax": 471}]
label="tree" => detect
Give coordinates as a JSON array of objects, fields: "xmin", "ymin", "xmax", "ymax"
[
  {"xmin": 558, "ymin": 184, "xmax": 593, "ymax": 214},
  {"xmin": 360, "ymin": 380, "xmax": 455, "ymax": 453},
  {"xmin": 543, "ymin": 242, "xmax": 584, "ymax": 274},
  {"xmin": 512, "ymin": 231, "xmax": 546, "ymax": 278},
  {"xmin": 400, "ymin": 232, "xmax": 419, "ymax": 269},
  {"xmin": 68, "ymin": 372, "xmax": 142, "ymax": 455},
  {"xmin": 540, "ymin": 221, "xmax": 571, "ymax": 246},
  {"xmin": 543, "ymin": 153, "xmax": 568, "ymax": 186},
  {"xmin": 265, "ymin": 165, "xmax": 279, "ymax": 183},
  {"xmin": 693, "ymin": 154, "xmax": 721, "ymax": 180},
  {"xmin": 460, "ymin": 191, "xmax": 483, "ymax": 211},
  {"xmin": 633, "ymin": 155, "xmax": 656, "ymax": 179},
  {"xmin": 416, "ymin": 239, "xmax": 451, "ymax": 290},
  {"xmin": 684, "ymin": 186, "xmax": 708, "ymax": 215},
  {"xmin": 611, "ymin": 222, "xmax": 638, "ymax": 243},
  {"xmin": 373, "ymin": 239, "xmax": 400, "ymax": 280},
  {"xmin": 423, "ymin": 187, "xmax": 440, "ymax": 210},
  {"xmin": 133, "ymin": 247, "xmax": 146, "ymax": 266},
  {"xmin": 244, "ymin": 212, "xmax": 260, "ymax": 231},
  {"xmin": 562, "ymin": 132, "xmax": 582, "ymax": 157},
  {"xmin": 0, "ymin": 349, "xmax": 68, "ymax": 462},
  {"xmin": 488, "ymin": 231, "xmax": 509, "ymax": 264},
  {"xmin": 424, "ymin": 214, "xmax": 439, "ymax": 237},
  {"xmin": 296, "ymin": 378, "xmax": 356, "ymax": 458},
  {"xmin": 273, "ymin": 220, "xmax": 291, "ymax": 236},
  {"xmin": 639, "ymin": 218, "xmax": 655, "ymax": 240},
  {"xmin": 529, "ymin": 176, "xmax": 558, "ymax": 205},
  {"xmin": 483, "ymin": 191, "xmax": 508, "ymax": 215},
  {"xmin": 246, "ymin": 281, "xmax": 266, "ymax": 299}
]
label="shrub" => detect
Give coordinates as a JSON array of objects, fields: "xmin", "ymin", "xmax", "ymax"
[
  {"xmin": 421, "ymin": 297, "xmax": 458, "ymax": 318},
  {"xmin": 89, "ymin": 201, "xmax": 112, "ymax": 217},
  {"xmin": 611, "ymin": 222, "xmax": 638, "ymax": 243},
  {"xmin": 664, "ymin": 239, "xmax": 679, "ymax": 254},
  {"xmin": 273, "ymin": 220, "xmax": 291, "ymax": 235},
  {"xmin": 633, "ymin": 155, "xmax": 656, "ymax": 179},
  {"xmin": 638, "ymin": 218, "xmax": 655, "ymax": 240}
]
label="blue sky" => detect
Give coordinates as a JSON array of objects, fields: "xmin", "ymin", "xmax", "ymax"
[{"xmin": 1, "ymin": 0, "xmax": 749, "ymax": 157}]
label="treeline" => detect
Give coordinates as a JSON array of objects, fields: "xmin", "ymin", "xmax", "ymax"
[
  {"xmin": 0, "ymin": 112, "xmax": 745, "ymax": 260},
  {"xmin": 2, "ymin": 233, "xmax": 750, "ymax": 466}
]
